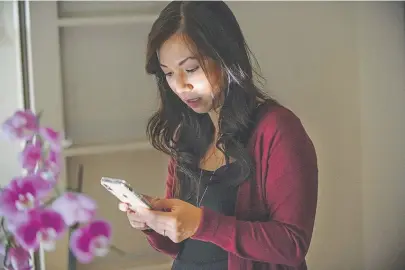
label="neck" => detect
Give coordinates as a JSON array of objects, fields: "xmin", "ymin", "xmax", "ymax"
[{"xmin": 208, "ymin": 109, "xmax": 220, "ymax": 138}]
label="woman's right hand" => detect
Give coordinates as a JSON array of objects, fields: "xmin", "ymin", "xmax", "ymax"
[
  {"xmin": 119, "ymin": 195, "xmax": 160, "ymax": 231},
  {"xmin": 119, "ymin": 202, "xmax": 150, "ymax": 230}
]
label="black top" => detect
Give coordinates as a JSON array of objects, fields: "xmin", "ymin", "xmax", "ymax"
[{"xmin": 171, "ymin": 162, "xmax": 242, "ymax": 270}]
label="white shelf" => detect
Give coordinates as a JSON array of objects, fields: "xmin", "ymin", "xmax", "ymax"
[
  {"xmin": 57, "ymin": 15, "xmax": 157, "ymax": 27},
  {"xmin": 63, "ymin": 140, "xmax": 153, "ymax": 157}
]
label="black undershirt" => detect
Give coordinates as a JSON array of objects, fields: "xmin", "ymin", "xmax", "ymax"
[{"xmin": 171, "ymin": 162, "xmax": 242, "ymax": 270}]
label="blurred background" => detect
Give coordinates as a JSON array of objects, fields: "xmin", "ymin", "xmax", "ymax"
[{"xmin": 0, "ymin": 1, "xmax": 404, "ymax": 270}]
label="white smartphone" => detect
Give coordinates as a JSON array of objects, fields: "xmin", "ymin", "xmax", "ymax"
[{"xmin": 100, "ymin": 177, "xmax": 152, "ymax": 210}]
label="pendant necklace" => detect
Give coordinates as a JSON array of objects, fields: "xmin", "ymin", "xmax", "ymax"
[{"xmin": 196, "ymin": 155, "xmax": 225, "ymax": 207}]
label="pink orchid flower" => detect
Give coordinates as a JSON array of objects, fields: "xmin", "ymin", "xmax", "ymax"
[
  {"xmin": 14, "ymin": 208, "xmax": 66, "ymax": 252},
  {"xmin": 51, "ymin": 192, "xmax": 97, "ymax": 227},
  {"xmin": 33, "ymin": 149, "xmax": 62, "ymax": 184},
  {"xmin": 39, "ymin": 127, "xmax": 62, "ymax": 152},
  {"xmin": 45, "ymin": 150, "xmax": 61, "ymax": 176},
  {"xmin": 1, "ymin": 110, "xmax": 38, "ymax": 140},
  {"xmin": 2, "ymin": 245, "xmax": 32, "ymax": 270},
  {"xmin": 0, "ymin": 176, "xmax": 52, "ymax": 222},
  {"xmin": 19, "ymin": 144, "xmax": 43, "ymax": 173},
  {"xmin": 34, "ymin": 171, "xmax": 57, "ymax": 185},
  {"xmin": 70, "ymin": 220, "xmax": 112, "ymax": 264},
  {"xmin": 1, "ymin": 108, "xmax": 113, "ymax": 267}
]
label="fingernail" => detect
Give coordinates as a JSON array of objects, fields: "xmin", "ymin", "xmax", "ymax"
[{"xmin": 118, "ymin": 203, "xmax": 128, "ymax": 212}]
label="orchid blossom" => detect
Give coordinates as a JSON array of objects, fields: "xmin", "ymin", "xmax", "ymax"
[{"xmin": 0, "ymin": 110, "xmax": 112, "ymax": 269}]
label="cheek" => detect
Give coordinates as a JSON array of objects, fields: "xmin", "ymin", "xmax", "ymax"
[{"xmin": 190, "ymin": 74, "xmax": 214, "ymax": 95}]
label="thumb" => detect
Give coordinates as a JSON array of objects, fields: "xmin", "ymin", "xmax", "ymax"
[
  {"xmin": 142, "ymin": 194, "xmax": 155, "ymax": 202},
  {"xmin": 151, "ymin": 198, "xmax": 178, "ymax": 211},
  {"xmin": 142, "ymin": 194, "xmax": 161, "ymax": 205}
]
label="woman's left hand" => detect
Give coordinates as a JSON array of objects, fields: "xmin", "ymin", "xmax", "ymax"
[{"xmin": 138, "ymin": 199, "xmax": 203, "ymax": 243}]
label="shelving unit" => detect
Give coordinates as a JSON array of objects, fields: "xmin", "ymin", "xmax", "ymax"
[
  {"xmin": 57, "ymin": 14, "xmax": 158, "ymax": 27},
  {"xmin": 63, "ymin": 140, "xmax": 153, "ymax": 157},
  {"xmin": 25, "ymin": 2, "xmax": 172, "ymax": 270}
]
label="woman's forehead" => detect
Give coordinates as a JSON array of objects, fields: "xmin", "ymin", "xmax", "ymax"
[{"xmin": 158, "ymin": 34, "xmax": 197, "ymax": 65}]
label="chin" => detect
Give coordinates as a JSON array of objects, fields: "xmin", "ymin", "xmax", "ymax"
[
  {"xmin": 186, "ymin": 100, "xmax": 213, "ymax": 114},
  {"xmin": 190, "ymin": 106, "xmax": 210, "ymax": 114}
]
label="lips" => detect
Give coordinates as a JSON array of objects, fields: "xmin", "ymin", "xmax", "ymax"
[
  {"xmin": 181, "ymin": 95, "xmax": 201, "ymax": 102},
  {"xmin": 185, "ymin": 98, "xmax": 200, "ymax": 102},
  {"xmin": 183, "ymin": 97, "xmax": 202, "ymax": 108}
]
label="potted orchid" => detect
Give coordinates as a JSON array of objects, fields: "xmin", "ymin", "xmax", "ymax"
[{"xmin": 0, "ymin": 110, "xmax": 112, "ymax": 270}]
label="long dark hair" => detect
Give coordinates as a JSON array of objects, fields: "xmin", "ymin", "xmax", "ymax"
[{"xmin": 145, "ymin": 1, "xmax": 278, "ymax": 198}]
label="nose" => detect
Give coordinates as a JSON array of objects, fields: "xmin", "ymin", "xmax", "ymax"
[{"xmin": 174, "ymin": 73, "xmax": 193, "ymax": 94}]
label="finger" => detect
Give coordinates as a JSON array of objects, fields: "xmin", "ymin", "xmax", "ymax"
[
  {"xmin": 122, "ymin": 203, "xmax": 139, "ymax": 213},
  {"xmin": 150, "ymin": 198, "xmax": 178, "ymax": 211},
  {"xmin": 145, "ymin": 219, "xmax": 174, "ymax": 237},
  {"xmin": 146, "ymin": 223, "xmax": 179, "ymax": 243},
  {"xmin": 127, "ymin": 211, "xmax": 145, "ymax": 222},
  {"xmin": 127, "ymin": 213, "xmax": 147, "ymax": 224},
  {"xmin": 138, "ymin": 208, "xmax": 174, "ymax": 224},
  {"xmin": 129, "ymin": 220, "xmax": 148, "ymax": 229},
  {"xmin": 119, "ymin": 202, "xmax": 129, "ymax": 212},
  {"xmin": 129, "ymin": 220, "xmax": 143, "ymax": 227},
  {"xmin": 139, "ymin": 210, "xmax": 179, "ymax": 236}
]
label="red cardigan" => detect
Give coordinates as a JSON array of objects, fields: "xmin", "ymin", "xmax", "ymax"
[{"xmin": 144, "ymin": 105, "xmax": 318, "ymax": 270}]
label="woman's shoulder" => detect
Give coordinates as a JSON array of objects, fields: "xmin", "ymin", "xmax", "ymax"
[
  {"xmin": 250, "ymin": 102, "xmax": 317, "ymax": 170},
  {"xmin": 253, "ymin": 103, "xmax": 306, "ymax": 139}
]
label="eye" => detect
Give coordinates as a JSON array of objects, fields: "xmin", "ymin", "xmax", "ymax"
[
  {"xmin": 164, "ymin": 72, "xmax": 173, "ymax": 77},
  {"xmin": 186, "ymin": 66, "xmax": 200, "ymax": 73}
]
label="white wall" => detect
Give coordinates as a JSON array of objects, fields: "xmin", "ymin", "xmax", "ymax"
[
  {"xmin": 358, "ymin": 2, "xmax": 405, "ymax": 270},
  {"xmin": 0, "ymin": 1, "xmax": 24, "ymax": 187},
  {"xmin": 230, "ymin": 2, "xmax": 363, "ymax": 268},
  {"xmin": 229, "ymin": 1, "xmax": 405, "ymax": 269}
]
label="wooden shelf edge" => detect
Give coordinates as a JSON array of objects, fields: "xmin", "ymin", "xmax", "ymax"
[
  {"xmin": 63, "ymin": 141, "xmax": 154, "ymax": 157},
  {"xmin": 57, "ymin": 14, "xmax": 158, "ymax": 27}
]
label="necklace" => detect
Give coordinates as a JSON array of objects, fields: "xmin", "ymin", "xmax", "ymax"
[
  {"xmin": 196, "ymin": 168, "xmax": 217, "ymax": 207},
  {"xmin": 196, "ymin": 155, "xmax": 225, "ymax": 207},
  {"xmin": 196, "ymin": 143, "xmax": 225, "ymax": 207}
]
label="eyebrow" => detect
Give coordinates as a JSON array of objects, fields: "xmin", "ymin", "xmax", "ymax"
[{"xmin": 160, "ymin": 57, "xmax": 196, "ymax": 68}]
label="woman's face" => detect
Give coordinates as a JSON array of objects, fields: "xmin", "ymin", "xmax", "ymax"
[{"xmin": 158, "ymin": 34, "xmax": 222, "ymax": 114}]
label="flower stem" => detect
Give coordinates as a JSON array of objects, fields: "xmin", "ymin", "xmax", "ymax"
[
  {"xmin": 2, "ymin": 238, "xmax": 11, "ymax": 269},
  {"xmin": 0, "ymin": 217, "xmax": 4, "ymax": 243},
  {"xmin": 0, "ymin": 217, "xmax": 8, "ymax": 240},
  {"xmin": 53, "ymin": 185, "xmax": 61, "ymax": 197},
  {"xmin": 110, "ymin": 244, "xmax": 127, "ymax": 256}
]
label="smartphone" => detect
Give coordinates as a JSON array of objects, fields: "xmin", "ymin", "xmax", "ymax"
[{"xmin": 100, "ymin": 177, "xmax": 152, "ymax": 210}]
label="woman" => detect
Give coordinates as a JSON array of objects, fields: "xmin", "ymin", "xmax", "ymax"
[{"xmin": 121, "ymin": 1, "xmax": 318, "ymax": 269}]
